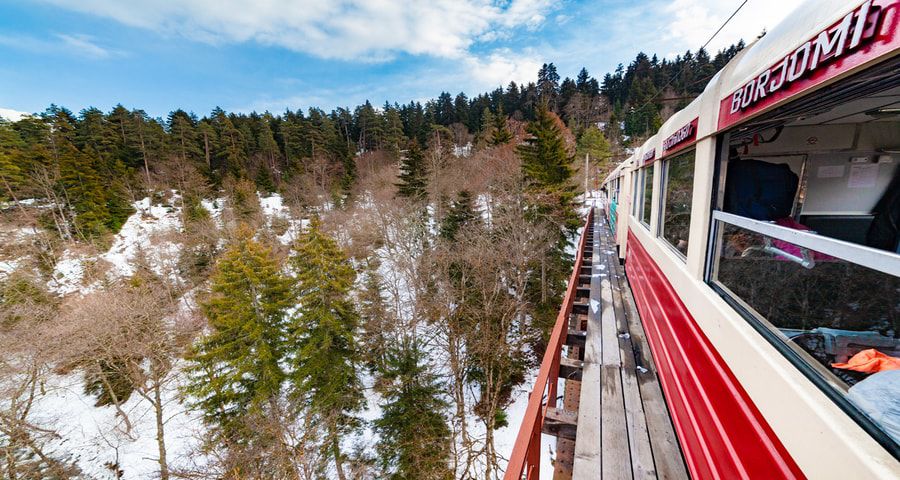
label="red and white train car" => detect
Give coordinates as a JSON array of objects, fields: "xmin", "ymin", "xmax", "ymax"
[{"xmin": 603, "ymin": 0, "xmax": 900, "ymax": 477}]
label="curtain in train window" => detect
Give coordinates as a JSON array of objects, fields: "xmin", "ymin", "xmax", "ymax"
[{"xmin": 660, "ymin": 150, "xmax": 695, "ymax": 256}]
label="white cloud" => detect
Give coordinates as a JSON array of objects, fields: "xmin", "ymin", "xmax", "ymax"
[
  {"xmin": 39, "ymin": 0, "xmax": 556, "ymax": 61},
  {"xmin": 0, "ymin": 32, "xmax": 122, "ymax": 59},
  {"xmin": 464, "ymin": 49, "xmax": 543, "ymax": 89},
  {"xmin": 56, "ymin": 34, "xmax": 113, "ymax": 59},
  {"xmin": 0, "ymin": 108, "xmax": 30, "ymax": 121},
  {"xmin": 662, "ymin": 0, "xmax": 804, "ymax": 55}
]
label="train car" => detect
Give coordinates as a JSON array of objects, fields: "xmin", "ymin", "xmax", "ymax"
[
  {"xmin": 601, "ymin": 0, "xmax": 900, "ymax": 477},
  {"xmin": 602, "ymin": 163, "xmax": 625, "ymax": 235}
]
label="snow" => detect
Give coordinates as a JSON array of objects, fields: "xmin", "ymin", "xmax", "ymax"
[
  {"xmin": 0, "ymin": 225, "xmax": 39, "ymax": 241},
  {"xmin": 49, "ymin": 251, "xmax": 87, "ymax": 295},
  {"xmin": 101, "ymin": 197, "xmax": 182, "ymax": 279},
  {"xmin": 10, "ymin": 187, "xmax": 569, "ymax": 478},
  {"xmin": 200, "ymin": 198, "xmax": 224, "ymax": 223},
  {"xmin": 0, "ymin": 107, "xmax": 29, "ymax": 122},
  {"xmin": 45, "ymin": 197, "xmax": 185, "ymax": 295},
  {"xmin": 0, "ymin": 259, "xmax": 19, "ymax": 278},
  {"xmin": 258, "ymin": 193, "xmax": 289, "ymax": 219},
  {"xmin": 258, "ymin": 192, "xmax": 308, "ymax": 245},
  {"xmin": 493, "ymin": 366, "xmax": 556, "ymax": 478},
  {"xmin": 33, "ymin": 370, "xmax": 205, "ymax": 480},
  {"xmin": 453, "ymin": 142, "xmax": 473, "ymax": 158}
]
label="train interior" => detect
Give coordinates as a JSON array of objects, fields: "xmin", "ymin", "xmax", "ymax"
[{"xmin": 713, "ymin": 60, "xmax": 900, "ymax": 443}]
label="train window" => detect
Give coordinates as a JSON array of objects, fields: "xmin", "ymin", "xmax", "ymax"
[
  {"xmin": 708, "ymin": 64, "xmax": 900, "ymax": 451},
  {"xmin": 709, "ymin": 215, "xmax": 900, "ymax": 445},
  {"xmin": 641, "ymin": 166, "xmax": 653, "ymax": 227},
  {"xmin": 660, "ymin": 150, "xmax": 695, "ymax": 257},
  {"xmin": 632, "ymin": 171, "xmax": 642, "ymax": 218}
]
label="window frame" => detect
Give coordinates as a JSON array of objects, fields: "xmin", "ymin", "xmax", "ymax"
[
  {"xmin": 639, "ymin": 165, "xmax": 654, "ymax": 230},
  {"xmin": 658, "ymin": 149, "xmax": 696, "ymax": 261},
  {"xmin": 705, "ymin": 135, "xmax": 900, "ymax": 460},
  {"xmin": 631, "ymin": 171, "xmax": 641, "ymax": 218}
]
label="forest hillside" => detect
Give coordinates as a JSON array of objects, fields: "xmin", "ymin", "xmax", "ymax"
[{"xmin": 0, "ymin": 44, "xmax": 741, "ymax": 479}]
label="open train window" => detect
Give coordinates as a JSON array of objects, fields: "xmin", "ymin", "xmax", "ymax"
[
  {"xmin": 707, "ymin": 60, "xmax": 900, "ymax": 456},
  {"xmin": 659, "ymin": 150, "xmax": 695, "ymax": 257}
]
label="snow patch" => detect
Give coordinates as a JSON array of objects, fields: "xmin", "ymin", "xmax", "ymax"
[
  {"xmin": 49, "ymin": 251, "xmax": 86, "ymax": 295},
  {"xmin": 101, "ymin": 197, "xmax": 182, "ymax": 279},
  {"xmin": 0, "ymin": 107, "xmax": 29, "ymax": 122},
  {"xmin": 258, "ymin": 193, "xmax": 289, "ymax": 219},
  {"xmin": 0, "ymin": 259, "xmax": 19, "ymax": 278},
  {"xmin": 33, "ymin": 371, "xmax": 205, "ymax": 480}
]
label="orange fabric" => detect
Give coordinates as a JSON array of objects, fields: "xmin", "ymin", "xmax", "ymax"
[{"xmin": 832, "ymin": 349, "xmax": 900, "ymax": 374}]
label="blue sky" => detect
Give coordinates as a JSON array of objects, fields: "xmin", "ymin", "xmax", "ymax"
[{"xmin": 0, "ymin": 0, "xmax": 800, "ymax": 120}]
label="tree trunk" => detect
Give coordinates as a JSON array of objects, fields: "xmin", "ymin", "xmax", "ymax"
[
  {"xmin": 541, "ymin": 257, "xmax": 547, "ymax": 303},
  {"xmin": 0, "ymin": 175, "xmax": 44, "ymax": 247},
  {"xmin": 203, "ymin": 131, "xmax": 211, "ymax": 169},
  {"xmin": 138, "ymin": 124, "xmax": 151, "ymax": 193},
  {"xmin": 331, "ymin": 432, "xmax": 346, "ymax": 480},
  {"xmin": 5, "ymin": 444, "xmax": 18, "ymax": 480},
  {"xmin": 98, "ymin": 370, "xmax": 134, "ymax": 436},
  {"xmin": 152, "ymin": 379, "xmax": 169, "ymax": 480}
]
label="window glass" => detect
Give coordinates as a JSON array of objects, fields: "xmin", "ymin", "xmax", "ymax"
[
  {"xmin": 632, "ymin": 173, "xmax": 641, "ymax": 217},
  {"xmin": 661, "ymin": 151, "xmax": 695, "ymax": 256},
  {"xmin": 712, "ymin": 220, "xmax": 900, "ymax": 445},
  {"xmin": 641, "ymin": 166, "xmax": 653, "ymax": 226}
]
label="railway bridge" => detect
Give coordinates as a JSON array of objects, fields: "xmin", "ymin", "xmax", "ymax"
[{"xmin": 505, "ymin": 206, "xmax": 687, "ymax": 480}]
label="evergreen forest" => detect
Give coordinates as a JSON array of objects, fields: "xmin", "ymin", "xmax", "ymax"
[{"xmin": 0, "ymin": 44, "xmax": 742, "ymax": 480}]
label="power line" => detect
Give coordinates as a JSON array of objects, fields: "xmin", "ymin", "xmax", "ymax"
[{"xmin": 631, "ymin": 0, "xmax": 749, "ymax": 115}]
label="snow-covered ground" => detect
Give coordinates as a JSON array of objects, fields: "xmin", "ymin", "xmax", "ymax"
[
  {"xmin": 3, "ymin": 189, "xmax": 576, "ymax": 477},
  {"xmin": 46, "ymin": 197, "xmax": 184, "ymax": 295},
  {"xmin": 6, "ymin": 192, "xmax": 328, "ymax": 479},
  {"xmin": 34, "ymin": 370, "xmax": 204, "ymax": 480},
  {"xmin": 102, "ymin": 197, "xmax": 182, "ymax": 279}
]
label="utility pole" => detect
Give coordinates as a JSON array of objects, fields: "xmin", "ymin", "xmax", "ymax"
[{"xmin": 584, "ymin": 153, "xmax": 590, "ymax": 199}]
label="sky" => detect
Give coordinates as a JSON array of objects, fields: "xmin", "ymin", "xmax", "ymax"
[{"xmin": 0, "ymin": 0, "xmax": 804, "ymax": 120}]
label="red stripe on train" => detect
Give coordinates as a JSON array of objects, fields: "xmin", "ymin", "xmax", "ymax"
[{"xmin": 625, "ymin": 230, "xmax": 805, "ymax": 479}]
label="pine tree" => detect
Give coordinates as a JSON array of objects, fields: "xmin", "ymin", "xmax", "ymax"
[
  {"xmin": 288, "ymin": 218, "xmax": 363, "ymax": 480},
  {"xmin": 374, "ymin": 339, "xmax": 452, "ymax": 480},
  {"xmin": 517, "ymin": 103, "xmax": 577, "ymax": 228},
  {"xmin": 517, "ymin": 103, "xmax": 578, "ymax": 339},
  {"xmin": 439, "ymin": 190, "xmax": 479, "ymax": 241},
  {"xmin": 396, "ymin": 141, "xmax": 428, "ymax": 200},
  {"xmin": 382, "ymin": 106, "xmax": 406, "ymax": 157},
  {"xmin": 211, "ymin": 107, "xmax": 245, "ymax": 177},
  {"xmin": 359, "ymin": 259, "xmax": 393, "ymax": 375},
  {"xmin": 185, "ymin": 227, "xmax": 294, "ymax": 437},
  {"xmin": 167, "ymin": 110, "xmax": 202, "ymax": 166},
  {"xmin": 490, "ymin": 107, "xmax": 513, "ymax": 146},
  {"xmin": 0, "ymin": 122, "xmax": 24, "ymax": 202},
  {"xmin": 477, "ymin": 107, "xmax": 495, "ymax": 146},
  {"xmin": 577, "ymin": 125, "xmax": 612, "ymax": 172},
  {"xmin": 58, "ymin": 145, "xmax": 113, "ymax": 239},
  {"xmin": 228, "ymin": 178, "xmax": 261, "ymax": 222}
]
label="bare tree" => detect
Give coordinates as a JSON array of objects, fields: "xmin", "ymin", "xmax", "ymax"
[
  {"xmin": 52, "ymin": 274, "xmax": 200, "ymax": 480},
  {"xmin": 0, "ymin": 274, "xmax": 79, "ymax": 479},
  {"xmin": 423, "ymin": 185, "xmax": 555, "ymax": 479}
]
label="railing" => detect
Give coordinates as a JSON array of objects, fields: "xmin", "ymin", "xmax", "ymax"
[{"xmin": 505, "ymin": 208, "xmax": 594, "ymax": 480}]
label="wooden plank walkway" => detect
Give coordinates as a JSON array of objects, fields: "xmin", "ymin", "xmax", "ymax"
[{"xmin": 569, "ymin": 207, "xmax": 688, "ymax": 480}]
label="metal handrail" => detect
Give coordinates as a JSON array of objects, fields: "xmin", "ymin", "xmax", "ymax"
[
  {"xmin": 712, "ymin": 210, "xmax": 900, "ymax": 276},
  {"xmin": 504, "ymin": 208, "xmax": 594, "ymax": 480}
]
